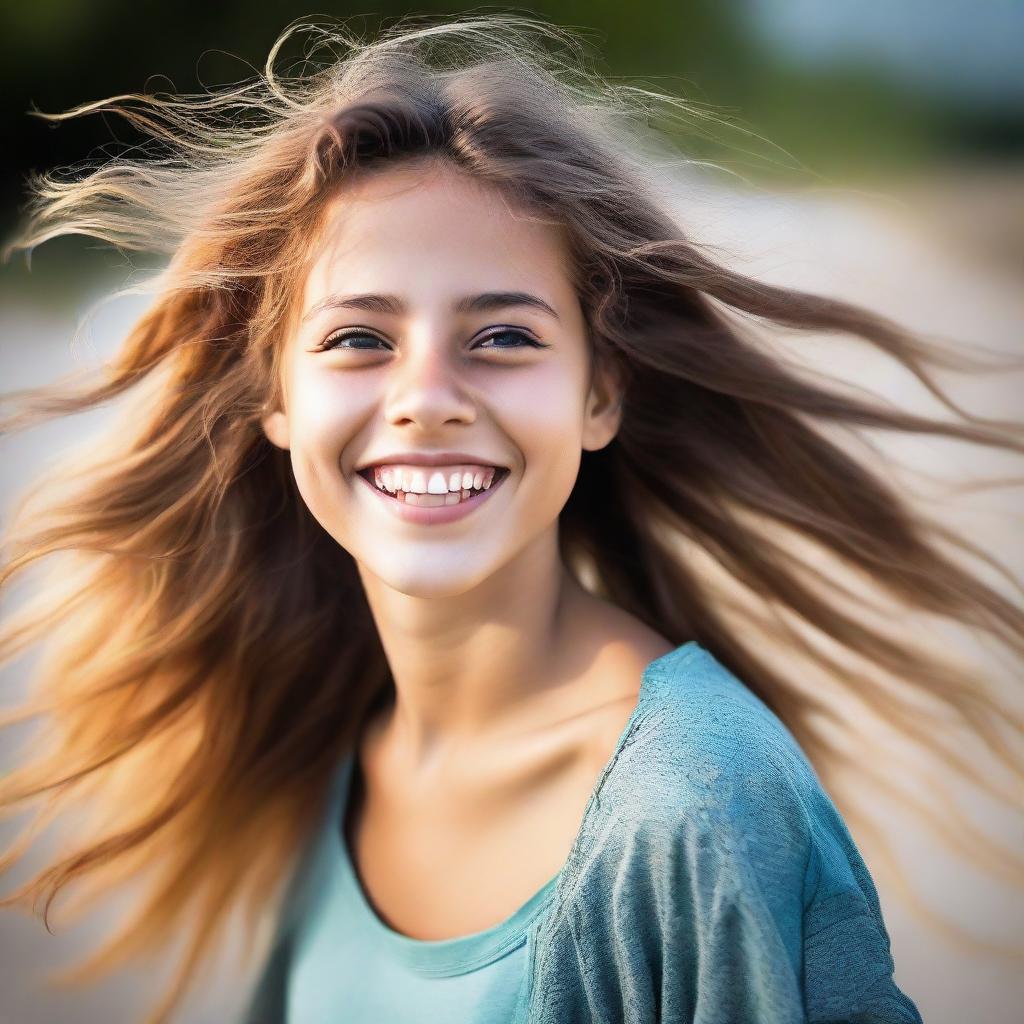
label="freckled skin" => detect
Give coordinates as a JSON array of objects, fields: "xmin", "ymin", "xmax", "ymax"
[{"xmin": 260, "ymin": 157, "xmax": 675, "ymax": 939}]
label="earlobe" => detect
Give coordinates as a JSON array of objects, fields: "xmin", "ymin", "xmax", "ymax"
[{"xmin": 261, "ymin": 409, "xmax": 291, "ymax": 450}]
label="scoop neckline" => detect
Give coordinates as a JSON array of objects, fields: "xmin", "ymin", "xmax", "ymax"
[{"xmin": 326, "ymin": 638, "xmax": 704, "ymax": 976}]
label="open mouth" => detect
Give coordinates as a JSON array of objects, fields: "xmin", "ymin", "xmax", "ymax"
[{"xmin": 357, "ymin": 466, "xmax": 510, "ymax": 506}]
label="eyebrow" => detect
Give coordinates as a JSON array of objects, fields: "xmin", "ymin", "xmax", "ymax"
[{"xmin": 301, "ymin": 290, "xmax": 561, "ymax": 324}]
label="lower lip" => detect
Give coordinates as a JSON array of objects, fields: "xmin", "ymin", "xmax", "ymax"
[{"xmin": 355, "ymin": 468, "xmax": 510, "ymax": 525}]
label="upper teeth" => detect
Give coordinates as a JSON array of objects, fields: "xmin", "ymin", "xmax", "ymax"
[{"xmin": 369, "ymin": 464, "xmax": 499, "ymax": 495}]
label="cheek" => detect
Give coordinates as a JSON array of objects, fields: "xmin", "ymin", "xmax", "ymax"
[
  {"xmin": 288, "ymin": 366, "xmax": 359, "ymax": 455},
  {"xmin": 284, "ymin": 368, "xmax": 361, "ymax": 523},
  {"xmin": 498, "ymin": 370, "xmax": 586, "ymax": 496}
]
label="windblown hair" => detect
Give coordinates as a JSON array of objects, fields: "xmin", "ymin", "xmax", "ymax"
[{"xmin": 1, "ymin": 13, "xmax": 1022, "ymax": 1022}]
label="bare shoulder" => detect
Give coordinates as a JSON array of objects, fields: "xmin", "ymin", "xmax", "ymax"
[
  {"xmin": 581, "ymin": 595, "xmax": 678, "ymax": 700},
  {"xmin": 572, "ymin": 609, "xmax": 679, "ymax": 771}
]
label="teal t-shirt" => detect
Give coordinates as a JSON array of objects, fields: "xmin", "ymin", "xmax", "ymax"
[{"xmin": 284, "ymin": 751, "xmax": 560, "ymax": 1023}]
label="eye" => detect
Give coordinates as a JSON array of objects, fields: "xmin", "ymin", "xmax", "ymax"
[
  {"xmin": 319, "ymin": 330, "xmax": 388, "ymax": 352},
  {"xmin": 317, "ymin": 327, "xmax": 545, "ymax": 352},
  {"xmin": 473, "ymin": 329, "xmax": 544, "ymax": 350}
]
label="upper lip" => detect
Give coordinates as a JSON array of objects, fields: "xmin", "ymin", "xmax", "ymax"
[{"xmin": 355, "ymin": 451, "xmax": 509, "ymax": 471}]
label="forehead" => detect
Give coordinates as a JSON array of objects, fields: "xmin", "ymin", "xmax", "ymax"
[{"xmin": 302, "ymin": 159, "xmax": 575, "ymax": 304}]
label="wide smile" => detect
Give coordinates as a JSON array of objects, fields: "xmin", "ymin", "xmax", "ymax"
[{"xmin": 354, "ymin": 466, "xmax": 511, "ymax": 526}]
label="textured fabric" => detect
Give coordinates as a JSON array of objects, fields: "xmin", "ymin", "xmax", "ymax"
[
  {"xmin": 282, "ymin": 750, "xmax": 560, "ymax": 1022},
  {"xmin": 241, "ymin": 640, "xmax": 923, "ymax": 1023}
]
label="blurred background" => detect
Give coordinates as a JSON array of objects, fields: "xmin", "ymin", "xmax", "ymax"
[{"xmin": 1, "ymin": 1, "xmax": 1022, "ymax": 1021}]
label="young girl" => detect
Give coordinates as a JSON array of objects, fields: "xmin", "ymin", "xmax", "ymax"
[{"xmin": 2, "ymin": 13, "xmax": 1021, "ymax": 1024}]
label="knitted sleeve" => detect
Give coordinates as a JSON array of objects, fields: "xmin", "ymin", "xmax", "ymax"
[
  {"xmin": 798, "ymin": 779, "xmax": 924, "ymax": 1023},
  {"xmin": 522, "ymin": 661, "xmax": 925, "ymax": 1024},
  {"xmin": 686, "ymin": 698, "xmax": 925, "ymax": 1024}
]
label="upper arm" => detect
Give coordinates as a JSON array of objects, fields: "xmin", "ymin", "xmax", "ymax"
[
  {"xmin": 799, "ymin": 787, "xmax": 924, "ymax": 1023},
  {"xmin": 666, "ymin": 696, "xmax": 923, "ymax": 1023}
]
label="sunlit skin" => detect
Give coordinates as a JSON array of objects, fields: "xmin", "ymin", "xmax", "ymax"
[
  {"xmin": 261, "ymin": 157, "xmax": 672, "ymax": 789},
  {"xmin": 260, "ymin": 157, "xmax": 680, "ymax": 937}
]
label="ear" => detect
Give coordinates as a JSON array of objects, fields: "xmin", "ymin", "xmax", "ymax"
[
  {"xmin": 260, "ymin": 406, "xmax": 291, "ymax": 450},
  {"xmin": 581, "ymin": 348, "xmax": 626, "ymax": 453}
]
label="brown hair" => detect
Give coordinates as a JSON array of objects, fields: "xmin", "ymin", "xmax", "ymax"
[{"xmin": 2, "ymin": 12, "xmax": 1022, "ymax": 1022}]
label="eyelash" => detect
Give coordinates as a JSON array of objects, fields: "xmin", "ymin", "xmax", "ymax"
[{"xmin": 317, "ymin": 328, "xmax": 545, "ymax": 353}]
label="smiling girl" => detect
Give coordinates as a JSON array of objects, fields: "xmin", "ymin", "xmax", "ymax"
[{"xmin": 1, "ymin": 13, "xmax": 1022, "ymax": 1024}]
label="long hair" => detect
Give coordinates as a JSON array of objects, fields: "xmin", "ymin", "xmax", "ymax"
[{"xmin": 2, "ymin": 13, "xmax": 1022, "ymax": 1022}]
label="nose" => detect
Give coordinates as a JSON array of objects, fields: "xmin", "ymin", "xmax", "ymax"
[{"xmin": 382, "ymin": 344, "xmax": 477, "ymax": 429}]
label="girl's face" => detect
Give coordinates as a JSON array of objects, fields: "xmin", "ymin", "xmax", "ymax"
[{"xmin": 262, "ymin": 158, "xmax": 623, "ymax": 598}]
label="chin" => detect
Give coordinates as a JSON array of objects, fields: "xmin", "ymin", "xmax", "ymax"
[{"xmin": 357, "ymin": 557, "xmax": 501, "ymax": 600}]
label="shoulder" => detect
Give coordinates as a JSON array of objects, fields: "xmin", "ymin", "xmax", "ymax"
[
  {"xmin": 552, "ymin": 645, "xmax": 924, "ymax": 1023},
  {"xmin": 599, "ymin": 645, "xmax": 898, "ymax": 930},
  {"xmin": 613, "ymin": 644, "xmax": 821, "ymax": 824},
  {"xmin": 588, "ymin": 644, "xmax": 832, "ymax": 918}
]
